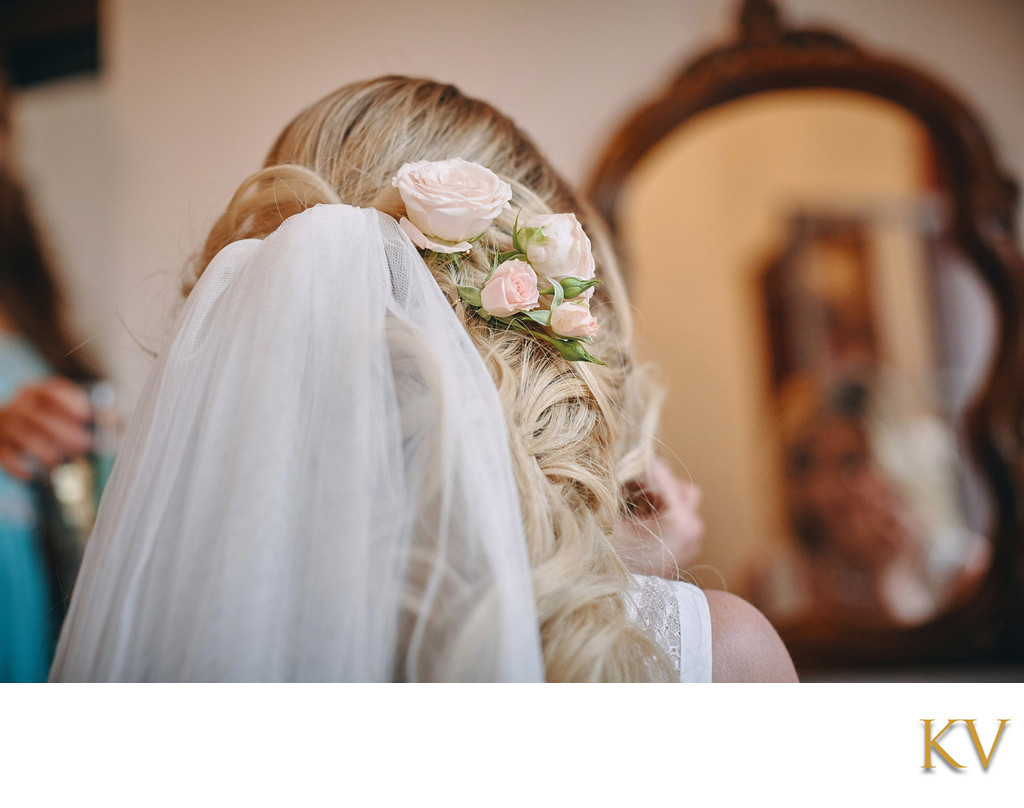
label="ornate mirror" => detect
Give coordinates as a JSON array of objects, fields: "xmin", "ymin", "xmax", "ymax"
[{"xmin": 588, "ymin": 0, "xmax": 1024, "ymax": 674}]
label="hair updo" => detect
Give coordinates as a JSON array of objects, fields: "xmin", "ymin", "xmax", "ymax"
[{"xmin": 188, "ymin": 76, "xmax": 672, "ymax": 681}]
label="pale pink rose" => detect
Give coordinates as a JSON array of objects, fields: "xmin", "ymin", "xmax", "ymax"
[
  {"xmin": 550, "ymin": 301, "xmax": 598, "ymax": 338},
  {"xmin": 480, "ymin": 260, "xmax": 539, "ymax": 317},
  {"xmin": 393, "ymin": 158, "xmax": 512, "ymax": 246},
  {"xmin": 521, "ymin": 213, "xmax": 596, "ymax": 295}
]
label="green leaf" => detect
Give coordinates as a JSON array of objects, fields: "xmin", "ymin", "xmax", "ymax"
[
  {"xmin": 457, "ymin": 285, "xmax": 483, "ymax": 308},
  {"xmin": 522, "ymin": 309, "xmax": 551, "ymax": 326},
  {"xmin": 549, "ymin": 276, "xmax": 565, "ymax": 310},
  {"xmin": 493, "ymin": 249, "xmax": 525, "ymax": 264},
  {"xmin": 511, "ymin": 209, "xmax": 523, "ymax": 253}
]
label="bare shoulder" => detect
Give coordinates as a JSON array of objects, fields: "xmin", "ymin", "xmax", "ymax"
[{"xmin": 705, "ymin": 590, "xmax": 799, "ymax": 682}]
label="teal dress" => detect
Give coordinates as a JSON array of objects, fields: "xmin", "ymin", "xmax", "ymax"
[{"xmin": 0, "ymin": 335, "xmax": 54, "ymax": 682}]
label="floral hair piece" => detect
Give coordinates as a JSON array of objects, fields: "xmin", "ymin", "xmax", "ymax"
[{"xmin": 392, "ymin": 158, "xmax": 603, "ymax": 364}]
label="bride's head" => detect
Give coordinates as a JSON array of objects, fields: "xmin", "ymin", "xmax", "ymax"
[{"xmin": 191, "ymin": 76, "xmax": 671, "ymax": 681}]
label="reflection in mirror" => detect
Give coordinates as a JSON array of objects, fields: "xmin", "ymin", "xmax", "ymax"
[{"xmin": 620, "ymin": 89, "xmax": 995, "ymax": 632}]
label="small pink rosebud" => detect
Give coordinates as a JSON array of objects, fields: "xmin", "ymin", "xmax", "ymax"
[
  {"xmin": 550, "ymin": 301, "xmax": 598, "ymax": 338},
  {"xmin": 480, "ymin": 259, "xmax": 540, "ymax": 317}
]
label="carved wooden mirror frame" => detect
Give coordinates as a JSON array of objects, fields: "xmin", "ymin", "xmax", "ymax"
[{"xmin": 587, "ymin": 0, "xmax": 1024, "ymax": 672}]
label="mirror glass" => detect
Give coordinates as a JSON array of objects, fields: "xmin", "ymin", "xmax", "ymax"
[{"xmin": 620, "ymin": 89, "xmax": 995, "ymax": 632}]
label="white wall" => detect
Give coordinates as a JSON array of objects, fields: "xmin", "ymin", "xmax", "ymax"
[
  {"xmin": 11, "ymin": 0, "xmax": 1024, "ymax": 411},
  {"xmin": 10, "ymin": 76, "xmax": 114, "ymax": 361}
]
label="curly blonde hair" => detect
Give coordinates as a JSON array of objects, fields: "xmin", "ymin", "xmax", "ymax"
[{"xmin": 187, "ymin": 76, "xmax": 672, "ymax": 681}]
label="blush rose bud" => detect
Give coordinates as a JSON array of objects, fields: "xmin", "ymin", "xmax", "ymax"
[
  {"xmin": 480, "ymin": 260, "xmax": 540, "ymax": 317},
  {"xmin": 550, "ymin": 301, "xmax": 599, "ymax": 338}
]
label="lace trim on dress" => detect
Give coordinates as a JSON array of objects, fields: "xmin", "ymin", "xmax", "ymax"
[{"xmin": 631, "ymin": 575, "xmax": 682, "ymax": 675}]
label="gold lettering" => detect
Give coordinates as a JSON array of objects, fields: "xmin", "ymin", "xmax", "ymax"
[
  {"xmin": 964, "ymin": 719, "xmax": 1010, "ymax": 770},
  {"xmin": 922, "ymin": 719, "xmax": 965, "ymax": 769}
]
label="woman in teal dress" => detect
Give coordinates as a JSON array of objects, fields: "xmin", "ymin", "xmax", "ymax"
[
  {"xmin": 0, "ymin": 334, "xmax": 58, "ymax": 681},
  {"xmin": 0, "ymin": 161, "xmax": 96, "ymax": 681}
]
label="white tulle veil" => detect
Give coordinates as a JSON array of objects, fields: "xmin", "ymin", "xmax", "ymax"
[{"xmin": 50, "ymin": 204, "xmax": 545, "ymax": 682}]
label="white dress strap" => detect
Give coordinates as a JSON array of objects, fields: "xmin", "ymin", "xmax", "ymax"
[
  {"xmin": 629, "ymin": 575, "xmax": 713, "ymax": 682},
  {"xmin": 671, "ymin": 580, "xmax": 713, "ymax": 682}
]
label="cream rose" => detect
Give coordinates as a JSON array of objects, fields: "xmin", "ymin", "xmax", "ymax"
[
  {"xmin": 550, "ymin": 301, "xmax": 598, "ymax": 339},
  {"xmin": 520, "ymin": 213, "xmax": 596, "ymax": 292},
  {"xmin": 480, "ymin": 260, "xmax": 539, "ymax": 317},
  {"xmin": 393, "ymin": 158, "xmax": 512, "ymax": 252}
]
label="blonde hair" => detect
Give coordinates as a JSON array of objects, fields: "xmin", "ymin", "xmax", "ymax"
[{"xmin": 189, "ymin": 76, "xmax": 672, "ymax": 681}]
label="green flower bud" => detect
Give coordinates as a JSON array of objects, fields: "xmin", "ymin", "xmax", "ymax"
[{"xmin": 559, "ymin": 277, "xmax": 600, "ymax": 299}]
